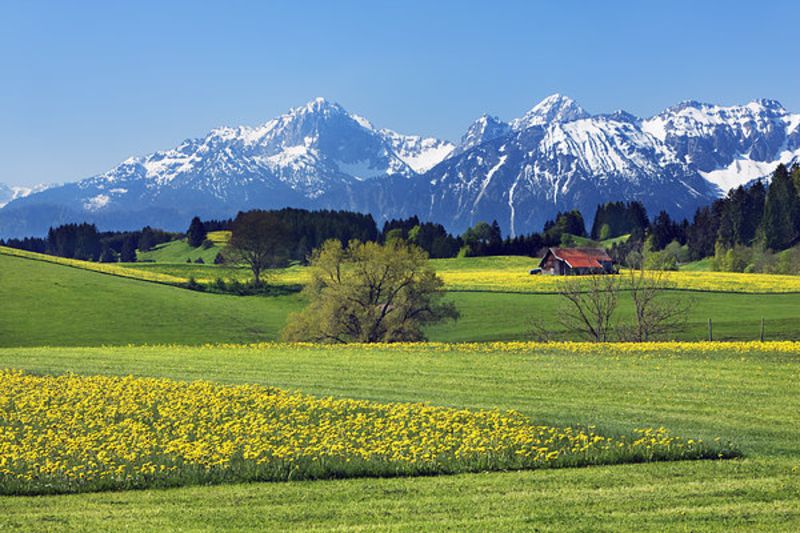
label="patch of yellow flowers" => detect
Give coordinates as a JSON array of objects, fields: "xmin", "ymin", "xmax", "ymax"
[
  {"xmin": 435, "ymin": 268, "xmax": 800, "ymax": 294},
  {"xmin": 0, "ymin": 370, "xmax": 734, "ymax": 495},
  {"xmin": 197, "ymin": 340, "xmax": 800, "ymax": 356},
  {"xmin": 130, "ymin": 257, "xmax": 800, "ymax": 293}
]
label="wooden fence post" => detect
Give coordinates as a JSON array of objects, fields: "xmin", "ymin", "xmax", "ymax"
[
  {"xmin": 760, "ymin": 317, "xmax": 765, "ymax": 342},
  {"xmin": 708, "ymin": 318, "xmax": 713, "ymax": 342}
]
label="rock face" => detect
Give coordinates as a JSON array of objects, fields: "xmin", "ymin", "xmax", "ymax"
[{"xmin": 1, "ymin": 94, "xmax": 798, "ymax": 238}]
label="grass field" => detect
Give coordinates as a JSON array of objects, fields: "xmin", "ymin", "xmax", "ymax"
[
  {"xmin": 7, "ymin": 244, "xmax": 800, "ymax": 294},
  {"xmin": 567, "ymin": 232, "xmax": 630, "ymax": 249},
  {"xmin": 124, "ymin": 254, "xmax": 800, "ymax": 294},
  {"xmin": 3, "ymin": 253, "xmax": 800, "ymax": 346},
  {"xmin": 0, "ymin": 343, "xmax": 797, "ymax": 530},
  {"xmin": 681, "ymin": 257, "xmax": 716, "ymax": 271},
  {"xmin": 136, "ymin": 231, "xmax": 230, "ymax": 263},
  {"xmin": 0, "ymin": 253, "xmax": 303, "ymax": 346},
  {"xmin": 4, "ymin": 252, "xmax": 800, "ymax": 347}
]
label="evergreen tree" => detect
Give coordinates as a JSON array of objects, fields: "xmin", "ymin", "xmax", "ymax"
[
  {"xmin": 687, "ymin": 202, "xmax": 721, "ymax": 260},
  {"xmin": 99, "ymin": 247, "xmax": 117, "ymax": 263},
  {"xmin": 590, "ymin": 201, "xmax": 648, "ymax": 240},
  {"xmin": 760, "ymin": 164, "xmax": 800, "ymax": 250},
  {"xmin": 120, "ymin": 237, "xmax": 137, "ymax": 262},
  {"xmin": 648, "ymin": 211, "xmax": 686, "ymax": 251},
  {"xmin": 542, "ymin": 210, "xmax": 586, "ymax": 245},
  {"xmin": 138, "ymin": 226, "xmax": 157, "ymax": 252},
  {"xmin": 187, "ymin": 216, "xmax": 207, "ymax": 248}
]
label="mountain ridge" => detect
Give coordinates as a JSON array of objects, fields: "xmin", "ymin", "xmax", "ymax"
[{"xmin": 2, "ymin": 94, "xmax": 798, "ymax": 238}]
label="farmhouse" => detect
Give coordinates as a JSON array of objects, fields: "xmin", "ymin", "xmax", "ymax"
[{"xmin": 538, "ymin": 247, "xmax": 615, "ymax": 275}]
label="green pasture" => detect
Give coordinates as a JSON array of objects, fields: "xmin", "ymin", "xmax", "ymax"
[
  {"xmin": 0, "ymin": 343, "xmax": 797, "ymax": 531},
  {"xmin": 3, "ymin": 253, "xmax": 800, "ymax": 347}
]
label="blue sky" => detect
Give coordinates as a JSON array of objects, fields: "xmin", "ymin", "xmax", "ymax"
[{"xmin": 2, "ymin": 0, "xmax": 798, "ymax": 187}]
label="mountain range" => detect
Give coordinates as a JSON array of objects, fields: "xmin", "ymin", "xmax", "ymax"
[{"xmin": 1, "ymin": 94, "xmax": 798, "ymax": 238}]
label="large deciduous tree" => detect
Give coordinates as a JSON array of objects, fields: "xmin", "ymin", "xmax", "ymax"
[
  {"xmin": 281, "ymin": 239, "xmax": 459, "ymax": 343},
  {"xmin": 225, "ymin": 211, "xmax": 290, "ymax": 287}
]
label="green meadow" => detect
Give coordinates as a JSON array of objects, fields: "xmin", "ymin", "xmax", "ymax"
[
  {"xmin": 1, "ymin": 248, "xmax": 800, "ymax": 531},
  {"xmin": 0, "ymin": 343, "xmax": 797, "ymax": 531},
  {"xmin": 2, "ymin": 252, "xmax": 800, "ymax": 347}
]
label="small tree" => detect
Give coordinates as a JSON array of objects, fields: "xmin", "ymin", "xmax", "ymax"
[
  {"xmin": 624, "ymin": 268, "xmax": 689, "ymax": 341},
  {"xmin": 281, "ymin": 239, "xmax": 459, "ymax": 343},
  {"xmin": 187, "ymin": 216, "xmax": 207, "ymax": 248},
  {"xmin": 225, "ymin": 211, "xmax": 290, "ymax": 287},
  {"xmin": 556, "ymin": 274, "xmax": 620, "ymax": 342}
]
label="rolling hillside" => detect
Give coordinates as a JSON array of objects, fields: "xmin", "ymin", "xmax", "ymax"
[
  {"xmin": 3, "ymin": 251, "xmax": 800, "ymax": 346},
  {"xmin": 0, "ymin": 253, "xmax": 302, "ymax": 346}
]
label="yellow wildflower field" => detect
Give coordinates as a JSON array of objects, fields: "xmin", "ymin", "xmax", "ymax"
[
  {"xmin": 0, "ymin": 370, "xmax": 735, "ymax": 495},
  {"xmin": 199, "ymin": 340, "xmax": 800, "ymax": 356},
  {"xmin": 433, "ymin": 265, "xmax": 800, "ymax": 294},
  {"xmin": 206, "ymin": 230, "xmax": 231, "ymax": 245}
]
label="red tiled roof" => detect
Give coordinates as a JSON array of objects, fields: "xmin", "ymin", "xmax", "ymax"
[{"xmin": 548, "ymin": 247, "xmax": 611, "ymax": 269}]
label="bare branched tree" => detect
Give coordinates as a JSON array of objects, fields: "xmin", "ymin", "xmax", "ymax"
[
  {"xmin": 624, "ymin": 268, "xmax": 690, "ymax": 341},
  {"xmin": 556, "ymin": 274, "xmax": 620, "ymax": 342}
]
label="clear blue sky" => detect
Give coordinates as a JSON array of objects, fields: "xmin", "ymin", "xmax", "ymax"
[{"xmin": 2, "ymin": 0, "xmax": 798, "ymax": 187}]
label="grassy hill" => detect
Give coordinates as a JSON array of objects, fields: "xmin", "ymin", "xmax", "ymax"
[
  {"xmin": 0, "ymin": 253, "xmax": 302, "ymax": 346},
  {"xmin": 680, "ymin": 257, "xmax": 716, "ymax": 271},
  {"xmin": 1, "ymin": 343, "xmax": 797, "ymax": 530},
  {"xmin": 136, "ymin": 231, "xmax": 231, "ymax": 264},
  {"xmin": 2, "ymin": 241, "xmax": 798, "ymax": 529},
  {"xmin": 3, "ymin": 251, "xmax": 800, "ymax": 346},
  {"xmin": 137, "ymin": 239, "xmax": 222, "ymax": 264},
  {"xmin": 564, "ymin": 232, "xmax": 630, "ymax": 249}
]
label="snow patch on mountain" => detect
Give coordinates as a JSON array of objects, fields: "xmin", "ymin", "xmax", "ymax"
[
  {"xmin": 700, "ymin": 148, "xmax": 800, "ymax": 192},
  {"xmin": 379, "ymin": 129, "xmax": 454, "ymax": 173},
  {"xmin": 642, "ymin": 99, "xmax": 800, "ymax": 182},
  {"xmin": 0, "ymin": 183, "xmax": 51, "ymax": 208},
  {"xmin": 84, "ymin": 194, "xmax": 110, "ymax": 211}
]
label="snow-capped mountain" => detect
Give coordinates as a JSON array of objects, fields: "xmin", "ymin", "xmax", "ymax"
[
  {"xmin": 417, "ymin": 109, "xmax": 717, "ymax": 236},
  {"xmin": 1, "ymin": 94, "xmax": 797, "ymax": 238},
  {"xmin": 450, "ymin": 115, "xmax": 511, "ymax": 158},
  {"xmin": 0, "ymin": 183, "xmax": 47, "ymax": 208},
  {"xmin": 509, "ymin": 94, "xmax": 590, "ymax": 131},
  {"xmin": 0, "ymin": 98, "xmax": 454, "ymax": 236},
  {"xmin": 642, "ymin": 99, "xmax": 800, "ymax": 192}
]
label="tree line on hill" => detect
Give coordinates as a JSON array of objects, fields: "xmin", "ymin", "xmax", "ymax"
[
  {"xmin": 608, "ymin": 163, "xmax": 800, "ymax": 273},
  {"xmin": 2, "ymin": 164, "xmax": 798, "ymax": 273},
  {"xmin": 0, "ymin": 224, "xmax": 177, "ymax": 262}
]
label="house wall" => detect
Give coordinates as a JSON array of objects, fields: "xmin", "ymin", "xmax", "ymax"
[{"xmin": 540, "ymin": 254, "xmax": 562, "ymax": 275}]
